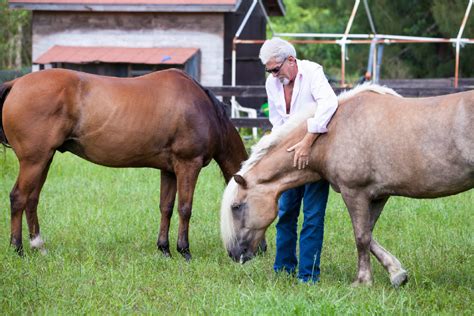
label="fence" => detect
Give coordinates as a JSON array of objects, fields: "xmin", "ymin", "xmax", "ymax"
[{"xmin": 207, "ymin": 80, "xmax": 474, "ymax": 129}]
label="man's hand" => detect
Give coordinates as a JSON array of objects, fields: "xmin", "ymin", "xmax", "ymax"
[{"xmin": 287, "ymin": 132, "xmax": 319, "ymax": 169}]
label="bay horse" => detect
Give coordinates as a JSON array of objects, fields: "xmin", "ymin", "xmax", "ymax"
[
  {"xmin": 220, "ymin": 84, "xmax": 473, "ymax": 286},
  {"xmin": 0, "ymin": 68, "xmax": 249, "ymax": 260}
]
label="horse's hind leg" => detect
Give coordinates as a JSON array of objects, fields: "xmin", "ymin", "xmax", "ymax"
[
  {"xmin": 368, "ymin": 198, "xmax": 408, "ymax": 287},
  {"xmin": 10, "ymin": 156, "xmax": 53, "ymax": 255},
  {"xmin": 157, "ymin": 171, "xmax": 177, "ymax": 258},
  {"xmin": 10, "ymin": 181, "xmax": 24, "ymax": 255},
  {"xmin": 175, "ymin": 160, "xmax": 202, "ymax": 261},
  {"xmin": 25, "ymin": 158, "xmax": 53, "ymax": 255}
]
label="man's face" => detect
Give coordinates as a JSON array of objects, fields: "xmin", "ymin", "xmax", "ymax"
[{"xmin": 265, "ymin": 56, "xmax": 296, "ymax": 85}]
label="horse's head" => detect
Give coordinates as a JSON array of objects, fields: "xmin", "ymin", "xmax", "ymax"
[{"xmin": 220, "ymin": 174, "xmax": 279, "ymax": 263}]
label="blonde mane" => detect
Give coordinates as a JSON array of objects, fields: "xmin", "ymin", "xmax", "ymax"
[{"xmin": 239, "ymin": 83, "xmax": 401, "ymax": 176}]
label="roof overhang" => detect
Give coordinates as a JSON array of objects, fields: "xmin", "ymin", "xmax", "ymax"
[
  {"xmin": 9, "ymin": 0, "xmax": 243, "ymax": 12},
  {"xmin": 34, "ymin": 45, "xmax": 200, "ymax": 65}
]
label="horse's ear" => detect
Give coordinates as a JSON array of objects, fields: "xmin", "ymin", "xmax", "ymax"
[{"xmin": 233, "ymin": 174, "xmax": 247, "ymax": 188}]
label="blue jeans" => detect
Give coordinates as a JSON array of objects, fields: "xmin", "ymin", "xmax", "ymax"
[{"xmin": 273, "ymin": 180, "xmax": 329, "ymax": 283}]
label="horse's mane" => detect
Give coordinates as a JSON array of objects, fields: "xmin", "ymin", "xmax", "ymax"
[
  {"xmin": 239, "ymin": 83, "xmax": 401, "ymax": 175},
  {"xmin": 337, "ymin": 82, "xmax": 401, "ymax": 103},
  {"xmin": 201, "ymin": 85, "xmax": 229, "ymax": 125},
  {"xmin": 190, "ymin": 77, "xmax": 229, "ymax": 127}
]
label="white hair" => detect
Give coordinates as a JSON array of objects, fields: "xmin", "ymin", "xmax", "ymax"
[
  {"xmin": 337, "ymin": 82, "xmax": 401, "ymax": 102},
  {"xmin": 259, "ymin": 37, "xmax": 297, "ymax": 65},
  {"xmin": 220, "ymin": 179, "xmax": 238, "ymax": 250}
]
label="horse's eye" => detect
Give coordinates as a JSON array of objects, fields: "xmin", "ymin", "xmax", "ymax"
[{"xmin": 231, "ymin": 203, "xmax": 241, "ymax": 212}]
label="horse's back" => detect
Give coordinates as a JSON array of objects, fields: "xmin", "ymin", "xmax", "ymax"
[
  {"xmin": 3, "ymin": 68, "xmax": 226, "ymax": 170},
  {"xmin": 325, "ymin": 90, "xmax": 474, "ymax": 198}
]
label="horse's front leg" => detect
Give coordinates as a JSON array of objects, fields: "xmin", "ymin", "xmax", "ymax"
[
  {"xmin": 370, "ymin": 239, "xmax": 407, "ymax": 287},
  {"xmin": 341, "ymin": 190, "xmax": 373, "ymax": 286},
  {"xmin": 157, "ymin": 171, "xmax": 177, "ymax": 258},
  {"xmin": 175, "ymin": 159, "xmax": 202, "ymax": 261}
]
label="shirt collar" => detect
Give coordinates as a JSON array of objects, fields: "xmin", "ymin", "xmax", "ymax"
[{"xmin": 295, "ymin": 59, "xmax": 304, "ymax": 79}]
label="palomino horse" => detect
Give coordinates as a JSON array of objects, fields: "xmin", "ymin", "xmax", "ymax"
[
  {"xmin": 0, "ymin": 68, "xmax": 249, "ymax": 260},
  {"xmin": 220, "ymin": 84, "xmax": 473, "ymax": 286}
]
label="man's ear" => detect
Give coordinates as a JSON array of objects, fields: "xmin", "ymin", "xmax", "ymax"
[{"xmin": 233, "ymin": 175, "xmax": 247, "ymax": 189}]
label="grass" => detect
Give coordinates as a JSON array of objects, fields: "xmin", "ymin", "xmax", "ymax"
[{"xmin": 0, "ymin": 148, "xmax": 473, "ymax": 314}]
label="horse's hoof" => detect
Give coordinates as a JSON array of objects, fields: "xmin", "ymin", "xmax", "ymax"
[
  {"xmin": 30, "ymin": 236, "xmax": 47, "ymax": 255},
  {"xmin": 180, "ymin": 251, "xmax": 192, "ymax": 262},
  {"xmin": 31, "ymin": 247, "xmax": 48, "ymax": 256},
  {"xmin": 178, "ymin": 248, "xmax": 192, "ymax": 261},
  {"xmin": 10, "ymin": 236, "xmax": 24, "ymax": 256},
  {"xmin": 161, "ymin": 251, "xmax": 172, "ymax": 258},
  {"xmin": 10, "ymin": 243, "xmax": 24, "ymax": 257},
  {"xmin": 350, "ymin": 279, "xmax": 373, "ymax": 287},
  {"xmin": 158, "ymin": 245, "xmax": 172, "ymax": 258},
  {"xmin": 183, "ymin": 253, "xmax": 192, "ymax": 262},
  {"xmin": 15, "ymin": 247, "xmax": 24, "ymax": 257},
  {"xmin": 390, "ymin": 269, "xmax": 408, "ymax": 288}
]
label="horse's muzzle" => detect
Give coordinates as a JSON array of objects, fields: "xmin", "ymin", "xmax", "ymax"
[{"xmin": 228, "ymin": 245, "xmax": 254, "ymax": 264}]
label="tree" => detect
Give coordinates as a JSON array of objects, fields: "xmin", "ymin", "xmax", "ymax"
[
  {"xmin": 0, "ymin": 0, "xmax": 31, "ymax": 69},
  {"xmin": 268, "ymin": 0, "xmax": 473, "ymax": 82},
  {"xmin": 432, "ymin": 0, "xmax": 474, "ymax": 78}
]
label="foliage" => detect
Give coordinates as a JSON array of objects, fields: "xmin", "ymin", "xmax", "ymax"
[
  {"xmin": 0, "ymin": 0, "xmax": 31, "ymax": 69},
  {"xmin": 0, "ymin": 149, "xmax": 473, "ymax": 314},
  {"xmin": 268, "ymin": 0, "xmax": 474, "ymax": 82}
]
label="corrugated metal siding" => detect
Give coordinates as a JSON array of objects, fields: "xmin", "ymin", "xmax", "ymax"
[{"xmin": 35, "ymin": 45, "xmax": 199, "ymax": 65}]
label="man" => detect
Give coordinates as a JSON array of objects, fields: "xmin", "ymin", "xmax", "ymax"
[{"xmin": 259, "ymin": 37, "xmax": 338, "ymax": 283}]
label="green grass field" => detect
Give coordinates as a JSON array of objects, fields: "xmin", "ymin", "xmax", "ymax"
[{"xmin": 0, "ymin": 148, "xmax": 472, "ymax": 314}]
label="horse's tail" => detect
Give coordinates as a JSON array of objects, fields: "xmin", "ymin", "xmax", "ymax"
[{"xmin": 0, "ymin": 80, "xmax": 15, "ymax": 147}]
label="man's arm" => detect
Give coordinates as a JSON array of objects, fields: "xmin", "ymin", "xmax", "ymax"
[
  {"xmin": 266, "ymin": 80, "xmax": 285, "ymax": 129},
  {"xmin": 307, "ymin": 67, "xmax": 338, "ymax": 134},
  {"xmin": 288, "ymin": 67, "xmax": 338, "ymax": 169}
]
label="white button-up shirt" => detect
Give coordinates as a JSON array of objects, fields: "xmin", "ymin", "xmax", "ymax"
[{"xmin": 265, "ymin": 59, "xmax": 338, "ymax": 133}]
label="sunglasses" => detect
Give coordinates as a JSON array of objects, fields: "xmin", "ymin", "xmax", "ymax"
[{"xmin": 265, "ymin": 58, "xmax": 287, "ymax": 74}]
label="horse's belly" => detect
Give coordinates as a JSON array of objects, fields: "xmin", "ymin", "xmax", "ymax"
[
  {"xmin": 59, "ymin": 139, "xmax": 171, "ymax": 169},
  {"xmin": 330, "ymin": 151, "xmax": 474, "ymax": 199},
  {"xmin": 370, "ymin": 164, "xmax": 474, "ymax": 199}
]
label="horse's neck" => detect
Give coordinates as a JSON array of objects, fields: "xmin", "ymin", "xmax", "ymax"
[{"xmin": 249, "ymin": 144, "xmax": 321, "ymax": 193}]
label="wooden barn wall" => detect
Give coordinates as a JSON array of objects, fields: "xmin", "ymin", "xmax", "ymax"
[{"xmin": 32, "ymin": 11, "xmax": 224, "ymax": 85}]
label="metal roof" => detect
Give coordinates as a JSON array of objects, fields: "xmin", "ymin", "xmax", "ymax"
[
  {"xmin": 34, "ymin": 45, "xmax": 199, "ymax": 65},
  {"xmin": 9, "ymin": 0, "xmax": 285, "ymax": 15},
  {"xmin": 9, "ymin": 0, "xmax": 243, "ymax": 12}
]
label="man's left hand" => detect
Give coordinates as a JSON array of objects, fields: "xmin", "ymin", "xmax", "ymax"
[{"xmin": 287, "ymin": 132, "xmax": 319, "ymax": 169}]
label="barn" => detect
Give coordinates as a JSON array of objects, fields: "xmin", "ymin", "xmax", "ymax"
[{"xmin": 8, "ymin": 0, "xmax": 285, "ymax": 87}]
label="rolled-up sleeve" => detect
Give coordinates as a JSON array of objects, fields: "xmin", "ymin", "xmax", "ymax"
[{"xmin": 307, "ymin": 68, "xmax": 338, "ymax": 133}]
